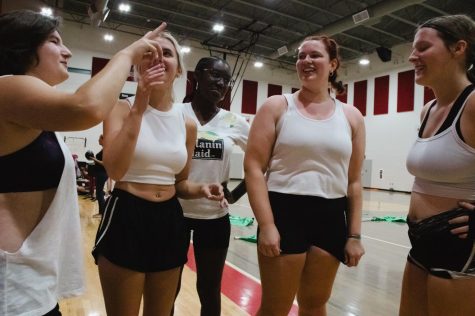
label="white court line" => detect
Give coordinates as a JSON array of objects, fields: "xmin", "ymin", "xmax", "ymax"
[
  {"xmin": 233, "ymin": 202, "xmax": 252, "ymax": 209},
  {"xmin": 225, "ymin": 260, "xmax": 261, "ymax": 284},
  {"xmin": 362, "ymin": 235, "xmax": 411, "ymax": 249}
]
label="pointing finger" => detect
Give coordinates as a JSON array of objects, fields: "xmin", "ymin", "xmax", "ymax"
[{"xmin": 145, "ymin": 22, "xmax": 167, "ymax": 39}]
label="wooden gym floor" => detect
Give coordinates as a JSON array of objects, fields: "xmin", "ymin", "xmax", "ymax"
[{"xmin": 59, "ymin": 182, "xmax": 411, "ymax": 315}]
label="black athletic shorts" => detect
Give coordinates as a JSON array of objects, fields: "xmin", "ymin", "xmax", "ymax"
[
  {"xmin": 184, "ymin": 214, "xmax": 231, "ymax": 249},
  {"xmin": 407, "ymin": 207, "xmax": 475, "ymax": 279},
  {"xmin": 261, "ymin": 191, "xmax": 348, "ymax": 262},
  {"xmin": 92, "ymin": 189, "xmax": 188, "ymax": 272}
]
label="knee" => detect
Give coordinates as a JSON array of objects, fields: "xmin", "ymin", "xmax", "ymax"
[{"xmin": 297, "ymin": 292, "xmax": 331, "ymax": 314}]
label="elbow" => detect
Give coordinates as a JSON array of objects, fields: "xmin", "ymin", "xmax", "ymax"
[
  {"xmin": 106, "ymin": 167, "xmax": 126, "ymax": 182},
  {"xmin": 103, "ymin": 163, "xmax": 125, "ymax": 182}
]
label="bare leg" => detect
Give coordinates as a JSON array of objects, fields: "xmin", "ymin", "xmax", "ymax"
[
  {"xmin": 98, "ymin": 256, "xmax": 145, "ymax": 316},
  {"xmin": 296, "ymin": 247, "xmax": 340, "ymax": 316},
  {"xmin": 257, "ymin": 251, "xmax": 306, "ymax": 316},
  {"xmin": 427, "ymin": 274, "xmax": 475, "ymax": 316},
  {"xmin": 143, "ymin": 267, "xmax": 182, "ymax": 316},
  {"xmin": 399, "ymin": 261, "xmax": 429, "ymax": 316}
]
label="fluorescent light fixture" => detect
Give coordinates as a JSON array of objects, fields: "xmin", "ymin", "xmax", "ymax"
[
  {"xmin": 213, "ymin": 23, "xmax": 224, "ymax": 32},
  {"xmin": 118, "ymin": 3, "xmax": 131, "ymax": 12},
  {"xmin": 181, "ymin": 46, "xmax": 191, "ymax": 53},
  {"xmin": 359, "ymin": 57, "xmax": 370, "ymax": 65},
  {"xmin": 254, "ymin": 61, "xmax": 263, "ymax": 68},
  {"xmin": 104, "ymin": 34, "xmax": 114, "ymax": 42},
  {"xmin": 41, "ymin": 7, "xmax": 53, "ymax": 16}
]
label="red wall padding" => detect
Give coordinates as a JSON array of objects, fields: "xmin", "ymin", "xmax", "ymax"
[
  {"xmin": 353, "ymin": 80, "xmax": 367, "ymax": 116},
  {"xmin": 374, "ymin": 75, "xmax": 389, "ymax": 115},
  {"xmin": 268, "ymin": 84, "xmax": 282, "ymax": 97},
  {"xmin": 397, "ymin": 70, "xmax": 415, "ymax": 112},
  {"xmin": 336, "ymin": 84, "xmax": 348, "ymax": 103},
  {"xmin": 92, "ymin": 57, "xmax": 134, "ymax": 81},
  {"xmin": 424, "ymin": 86, "xmax": 435, "ymax": 105},
  {"xmin": 242, "ymin": 80, "xmax": 258, "ymax": 114}
]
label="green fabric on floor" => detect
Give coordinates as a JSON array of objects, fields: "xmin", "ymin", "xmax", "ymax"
[
  {"xmin": 370, "ymin": 216, "xmax": 406, "ymax": 223},
  {"xmin": 234, "ymin": 234, "xmax": 257, "ymax": 243},
  {"xmin": 229, "ymin": 215, "xmax": 254, "ymax": 226}
]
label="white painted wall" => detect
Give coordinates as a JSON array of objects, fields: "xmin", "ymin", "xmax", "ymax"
[
  {"xmin": 4, "ymin": 2, "xmax": 426, "ymax": 192},
  {"xmin": 54, "ymin": 19, "xmax": 300, "ymax": 158}
]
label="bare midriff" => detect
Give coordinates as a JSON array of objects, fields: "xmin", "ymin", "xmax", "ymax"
[{"xmin": 114, "ymin": 181, "xmax": 176, "ymax": 202}]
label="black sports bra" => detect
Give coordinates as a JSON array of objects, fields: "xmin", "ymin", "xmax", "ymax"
[{"xmin": 0, "ymin": 131, "xmax": 65, "ymax": 193}]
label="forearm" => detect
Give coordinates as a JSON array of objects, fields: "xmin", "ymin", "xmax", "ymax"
[
  {"xmin": 175, "ymin": 180, "xmax": 204, "ymax": 199},
  {"xmin": 346, "ymin": 181, "xmax": 363, "ymax": 235},
  {"xmin": 104, "ymin": 112, "xmax": 142, "ymax": 180},
  {"xmin": 75, "ymin": 52, "xmax": 134, "ymax": 121},
  {"xmin": 245, "ymin": 169, "xmax": 274, "ymax": 227}
]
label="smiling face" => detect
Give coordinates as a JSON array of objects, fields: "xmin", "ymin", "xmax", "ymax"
[
  {"xmin": 195, "ymin": 59, "xmax": 231, "ymax": 104},
  {"xmin": 157, "ymin": 37, "xmax": 181, "ymax": 84},
  {"xmin": 296, "ymin": 39, "xmax": 337, "ymax": 88},
  {"xmin": 409, "ymin": 27, "xmax": 456, "ymax": 86},
  {"xmin": 25, "ymin": 31, "xmax": 72, "ymax": 86}
]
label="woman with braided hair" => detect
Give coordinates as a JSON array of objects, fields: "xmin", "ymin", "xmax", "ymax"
[{"xmin": 173, "ymin": 56, "xmax": 249, "ymax": 316}]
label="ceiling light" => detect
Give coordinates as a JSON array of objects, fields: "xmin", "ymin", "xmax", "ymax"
[
  {"xmin": 254, "ymin": 61, "xmax": 263, "ymax": 68},
  {"xmin": 40, "ymin": 7, "xmax": 53, "ymax": 16},
  {"xmin": 118, "ymin": 3, "xmax": 131, "ymax": 12},
  {"xmin": 359, "ymin": 56, "xmax": 370, "ymax": 65},
  {"xmin": 181, "ymin": 46, "xmax": 191, "ymax": 54},
  {"xmin": 213, "ymin": 23, "xmax": 224, "ymax": 32},
  {"xmin": 104, "ymin": 34, "xmax": 114, "ymax": 42}
]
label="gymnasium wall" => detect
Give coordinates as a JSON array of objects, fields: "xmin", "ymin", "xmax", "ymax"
[{"xmin": 55, "ymin": 18, "xmax": 425, "ymax": 192}]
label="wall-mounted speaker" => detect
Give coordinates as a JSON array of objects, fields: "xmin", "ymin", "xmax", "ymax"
[{"xmin": 376, "ymin": 47, "xmax": 392, "ymax": 62}]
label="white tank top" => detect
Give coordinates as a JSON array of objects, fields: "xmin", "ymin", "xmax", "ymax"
[
  {"xmin": 121, "ymin": 97, "xmax": 188, "ymax": 185},
  {"xmin": 0, "ymin": 133, "xmax": 84, "ymax": 315},
  {"xmin": 406, "ymin": 87, "xmax": 475, "ymax": 200},
  {"xmin": 266, "ymin": 94, "xmax": 352, "ymax": 198}
]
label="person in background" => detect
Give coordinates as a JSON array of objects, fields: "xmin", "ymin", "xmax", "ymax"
[
  {"xmin": 402, "ymin": 14, "xmax": 475, "ymax": 316},
  {"xmin": 174, "ymin": 56, "xmax": 249, "ymax": 316},
  {"xmin": 0, "ymin": 9, "xmax": 164, "ymax": 316},
  {"xmin": 92, "ymin": 32, "xmax": 224, "ymax": 316},
  {"xmin": 89, "ymin": 135, "xmax": 108, "ymax": 217},
  {"xmin": 244, "ymin": 34, "xmax": 365, "ymax": 315}
]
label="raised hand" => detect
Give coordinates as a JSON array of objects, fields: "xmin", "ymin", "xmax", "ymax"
[{"xmin": 122, "ymin": 22, "xmax": 167, "ymax": 65}]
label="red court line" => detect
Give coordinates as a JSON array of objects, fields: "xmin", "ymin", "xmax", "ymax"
[{"xmin": 186, "ymin": 247, "xmax": 298, "ymax": 315}]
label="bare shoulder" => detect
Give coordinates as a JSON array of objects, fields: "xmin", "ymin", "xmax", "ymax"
[
  {"xmin": 464, "ymin": 92, "xmax": 475, "ymax": 118},
  {"xmin": 341, "ymin": 101, "xmax": 364, "ymax": 129},
  {"xmin": 184, "ymin": 116, "xmax": 197, "ymax": 135},
  {"xmin": 256, "ymin": 94, "xmax": 288, "ymax": 121},
  {"xmin": 420, "ymin": 99, "xmax": 435, "ymax": 122},
  {"xmin": 109, "ymin": 99, "xmax": 131, "ymax": 118}
]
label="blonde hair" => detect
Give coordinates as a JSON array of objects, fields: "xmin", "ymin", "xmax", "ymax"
[{"xmin": 133, "ymin": 31, "xmax": 186, "ymax": 83}]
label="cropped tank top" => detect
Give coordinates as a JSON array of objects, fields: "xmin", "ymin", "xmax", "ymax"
[
  {"xmin": 406, "ymin": 84, "xmax": 475, "ymax": 200},
  {"xmin": 266, "ymin": 94, "xmax": 352, "ymax": 198},
  {"xmin": 120, "ymin": 97, "xmax": 188, "ymax": 185},
  {"xmin": 0, "ymin": 131, "xmax": 65, "ymax": 193}
]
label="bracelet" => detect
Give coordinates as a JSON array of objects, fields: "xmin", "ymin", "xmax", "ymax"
[{"xmin": 348, "ymin": 234, "xmax": 361, "ymax": 240}]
